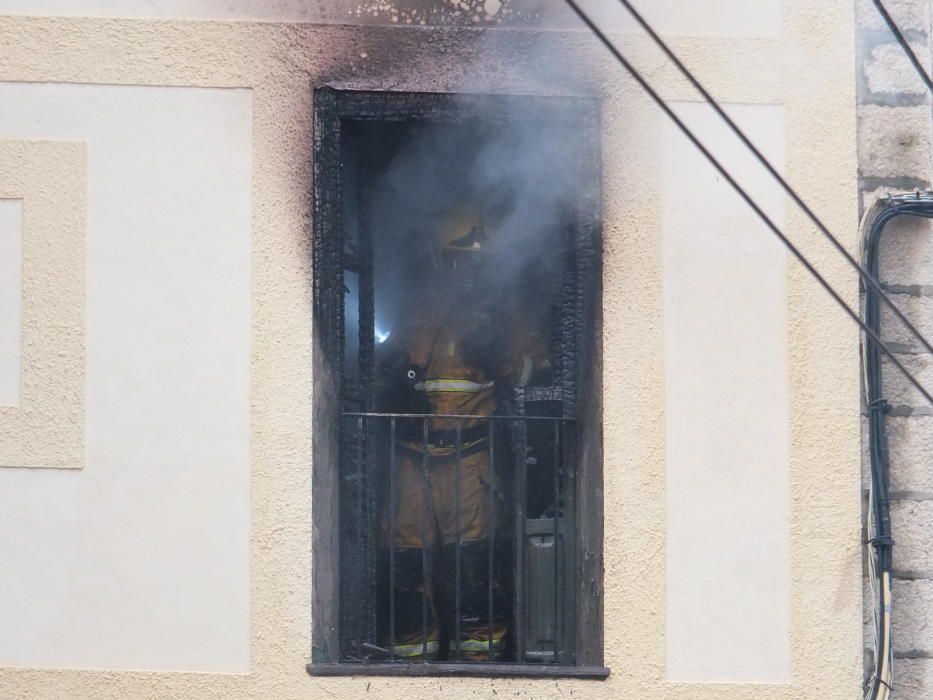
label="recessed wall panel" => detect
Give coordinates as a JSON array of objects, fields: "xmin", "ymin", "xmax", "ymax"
[
  {"xmin": 663, "ymin": 102, "xmax": 790, "ymax": 682},
  {"xmin": 0, "ymin": 83, "xmax": 251, "ymax": 672},
  {"xmin": 0, "ymin": 198, "xmax": 22, "ymax": 407}
]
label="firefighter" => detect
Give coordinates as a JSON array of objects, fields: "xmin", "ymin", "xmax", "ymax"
[{"xmin": 378, "ymin": 210, "xmax": 548, "ymax": 661}]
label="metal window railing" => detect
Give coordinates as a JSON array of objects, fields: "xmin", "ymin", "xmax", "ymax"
[{"xmin": 340, "ymin": 411, "xmax": 574, "ymax": 666}]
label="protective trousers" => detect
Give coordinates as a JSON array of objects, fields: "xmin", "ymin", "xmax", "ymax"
[{"xmin": 383, "ymin": 440, "xmax": 507, "ymax": 660}]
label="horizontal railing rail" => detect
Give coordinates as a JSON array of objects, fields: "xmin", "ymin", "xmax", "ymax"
[{"xmin": 343, "ymin": 412, "xmax": 575, "ymax": 422}]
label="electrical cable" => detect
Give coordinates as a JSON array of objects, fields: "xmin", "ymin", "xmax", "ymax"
[
  {"xmin": 613, "ymin": 0, "xmax": 933, "ymax": 360},
  {"xmin": 871, "ymin": 0, "xmax": 933, "ymax": 94},
  {"xmin": 861, "ymin": 190, "xmax": 933, "ymax": 700},
  {"xmin": 562, "ymin": 0, "xmax": 933, "ymax": 407}
]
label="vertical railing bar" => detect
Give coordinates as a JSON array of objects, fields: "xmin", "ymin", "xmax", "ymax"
[
  {"xmin": 357, "ymin": 415, "xmax": 364, "ymax": 660},
  {"xmin": 367, "ymin": 418, "xmax": 377, "ymax": 650},
  {"xmin": 565, "ymin": 423, "xmax": 578, "ymax": 664},
  {"xmin": 455, "ymin": 419, "xmax": 463, "ymax": 662},
  {"xmin": 389, "ymin": 417, "xmax": 397, "ymax": 663},
  {"xmin": 421, "ymin": 417, "xmax": 430, "ymax": 662},
  {"xmin": 513, "ymin": 418, "xmax": 526, "ymax": 663},
  {"xmin": 487, "ymin": 419, "xmax": 495, "ymax": 662},
  {"xmin": 356, "ymin": 177, "xmax": 377, "ymax": 657},
  {"xmin": 553, "ymin": 420, "xmax": 561, "ymax": 664}
]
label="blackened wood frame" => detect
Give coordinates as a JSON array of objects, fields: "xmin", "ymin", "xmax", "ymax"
[{"xmin": 310, "ymin": 87, "xmax": 604, "ymax": 673}]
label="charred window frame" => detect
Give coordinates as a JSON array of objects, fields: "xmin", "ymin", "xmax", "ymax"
[{"xmin": 308, "ymin": 88, "xmax": 605, "ymax": 679}]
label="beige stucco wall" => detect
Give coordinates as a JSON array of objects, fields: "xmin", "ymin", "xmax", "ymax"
[
  {"xmin": 0, "ymin": 0, "xmax": 782, "ymax": 33},
  {"xmin": 0, "ymin": 1, "xmax": 862, "ymax": 697}
]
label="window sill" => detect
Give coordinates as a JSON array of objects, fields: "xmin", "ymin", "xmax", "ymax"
[{"xmin": 307, "ymin": 662, "xmax": 610, "ymax": 680}]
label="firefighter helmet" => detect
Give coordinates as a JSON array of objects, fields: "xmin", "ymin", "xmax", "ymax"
[{"xmin": 433, "ymin": 209, "xmax": 492, "ymax": 271}]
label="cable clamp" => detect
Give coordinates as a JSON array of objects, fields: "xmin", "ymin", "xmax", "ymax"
[
  {"xmin": 868, "ymin": 398, "xmax": 891, "ymax": 414},
  {"xmin": 867, "ymin": 674, "xmax": 893, "ymax": 694},
  {"xmin": 867, "ymin": 535, "xmax": 895, "ymax": 548},
  {"xmin": 873, "ymin": 674, "xmax": 893, "ymax": 692}
]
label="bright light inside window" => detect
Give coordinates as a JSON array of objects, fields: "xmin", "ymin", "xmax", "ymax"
[{"xmin": 376, "ymin": 328, "xmax": 391, "ymax": 344}]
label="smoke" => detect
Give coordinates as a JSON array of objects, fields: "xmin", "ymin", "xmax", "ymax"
[
  {"xmin": 339, "ymin": 0, "xmax": 614, "ymax": 377},
  {"xmin": 360, "ymin": 114, "xmax": 582, "ymax": 356}
]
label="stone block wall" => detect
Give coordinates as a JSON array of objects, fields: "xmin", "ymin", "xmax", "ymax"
[{"xmin": 857, "ymin": 0, "xmax": 933, "ymax": 696}]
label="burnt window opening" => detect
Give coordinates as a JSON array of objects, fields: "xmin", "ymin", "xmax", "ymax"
[{"xmin": 310, "ymin": 89, "xmax": 605, "ymax": 678}]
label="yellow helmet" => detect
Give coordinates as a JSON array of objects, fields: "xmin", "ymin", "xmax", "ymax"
[{"xmin": 433, "ymin": 208, "xmax": 491, "ymax": 270}]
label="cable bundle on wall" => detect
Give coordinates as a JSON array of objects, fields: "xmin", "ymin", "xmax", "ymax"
[{"xmin": 861, "ymin": 191, "xmax": 933, "ymax": 700}]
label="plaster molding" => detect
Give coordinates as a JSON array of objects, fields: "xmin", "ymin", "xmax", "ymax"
[{"xmin": 0, "ymin": 140, "xmax": 85, "ymax": 469}]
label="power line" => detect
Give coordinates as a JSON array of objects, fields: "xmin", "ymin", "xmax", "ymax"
[
  {"xmin": 615, "ymin": 0, "xmax": 933, "ymax": 360},
  {"xmin": 872, "ymin": 0, "xmax": 933, "ymax": 93},
  {"xmin": 562, "ymin": 0, "xmax": 933, "ymax": 407}
]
